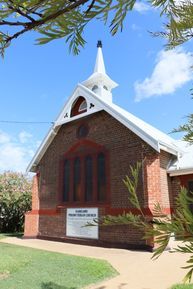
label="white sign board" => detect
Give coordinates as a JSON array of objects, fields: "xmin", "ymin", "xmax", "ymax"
[{"xmin": 66, "ymin": 208, "xmax": 98, "ymax": 239}]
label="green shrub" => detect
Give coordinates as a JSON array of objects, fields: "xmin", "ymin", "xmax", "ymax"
[{"xmin": 0, "ymin": 172, "xmax": 32, "ymax": 233}]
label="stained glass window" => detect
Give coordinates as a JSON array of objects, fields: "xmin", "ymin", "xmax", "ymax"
[
  {"xmin": 85, "ymin": 156, "xmax": 93, "ymax": 201},
  {"xmin": 97, "ymin": 153, "xmax": 106, "ymax": 201},
  {"xmin": 63, "ymin": 160, "xmax": 70, "ymax": 202},
  {"xmin": 73, "ymin": 157, "xmax": 81, "ymax": 201}
]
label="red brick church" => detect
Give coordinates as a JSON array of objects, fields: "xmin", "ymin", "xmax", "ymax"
[{"xmin": 24, "ymin": 42, "xmax": 193, "ymax": 250}]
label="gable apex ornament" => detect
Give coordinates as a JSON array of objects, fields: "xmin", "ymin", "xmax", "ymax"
[{"xmin": 97, "ymin": 40, "xmax": 102, "ymax": 48}]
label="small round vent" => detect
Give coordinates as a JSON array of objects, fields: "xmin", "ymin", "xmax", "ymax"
[{"xmin": 77, "ymin": 124, "xmax": 89, "ymax": 138}]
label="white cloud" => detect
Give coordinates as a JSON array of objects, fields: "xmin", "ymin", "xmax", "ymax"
[
  {"xmin": 0, "ymin": 130, "xmax": 36, "ymax": 173},
  {"xmin": 0, "ymin": 143, "xmax": 33, "ymax": 172},
  {"xmin": 0, "ymin": 131, "xmax": 10, "ymax": 144},
  {"xmin": 134, "ymin": 0, "xmax": 192, "ymax": 14},
  {"xmin": 36, "ymin": 140, "xmax": 42, "ymax": 148},
  {"xmin": 134, "ymin": 49, "xmax": 193, "ymax": 102},
  {"xmin": 19, "ymin": 131, "xmax": 33, "ymax": 143},
  {"xmin": 134, "ymin": 2, "xmax": 151, "ymax": 13}
]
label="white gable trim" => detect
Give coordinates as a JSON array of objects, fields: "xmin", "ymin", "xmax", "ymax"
[
  {"xmin": 27, "ymin": 85, "xmax": 104, "ymax": 172},
  {"xmin": 78, "ymin": 85, "xmax": 179, "ymax": 154},
  {"xmin": 55, "ymin": 84, "xmax": 103, "ymax": 127},
  {"xmin": 27, "ymin": 84, "xmax": 181, "ymax": 172},
  {"xmin": 26, "ymin": 126, "xmax": 60, "ymax": 172},
  {"xmin": 159, "ymin": 143, "xmax": 180, "ymax": 156}
]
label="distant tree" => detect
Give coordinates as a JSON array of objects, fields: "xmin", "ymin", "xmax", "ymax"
[
  {"xmin": 173, "ymin": 111, "xmax": 193, "ymax": 144},
  {"xmin": 0, "ymin": 172, "xmax": 32, "ymax": 233},
  {"xmin": 0, "ymin": 0, "xmax": 193, "ymax": 56}
]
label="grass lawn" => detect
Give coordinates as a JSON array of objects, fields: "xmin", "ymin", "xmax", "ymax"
[
  {"xmin": 171, "ymin": 285, "xmax": 193, "ymax": 288},
  {"xmin": 0, "ymin": 243, "xmax": 117, "ymax": 289},
  {"xmin": 0, "ymin": 233, "xmax": 23, "ymax": 239}
]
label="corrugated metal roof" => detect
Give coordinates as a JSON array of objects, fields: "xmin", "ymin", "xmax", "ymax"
[{"xmin": 168, "ymin": 140, "xmax": 193, "ymax": 176}]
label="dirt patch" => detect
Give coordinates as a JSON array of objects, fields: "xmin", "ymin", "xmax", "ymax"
[{"xmin": 0, "ymin": 272, "xmax": 10, "ymax": 280}]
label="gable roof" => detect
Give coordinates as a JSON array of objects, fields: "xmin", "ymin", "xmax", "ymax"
[{"xmin": 27, "ymin": 83, "xmax": 182, "ymax": 173}]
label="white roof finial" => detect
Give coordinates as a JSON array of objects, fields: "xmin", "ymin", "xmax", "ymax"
[
  {"xmin": 81, "ymin": 41, "xmax": 118, "ymax": 102},
  {"xmin": 94, "ymin": 40, "xmax": 106, "ymax": 74}
]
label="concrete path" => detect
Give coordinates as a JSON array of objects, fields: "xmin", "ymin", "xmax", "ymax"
[{"xmin": 0, "ymin": 237, "xmax": 190, "ymax": 289}]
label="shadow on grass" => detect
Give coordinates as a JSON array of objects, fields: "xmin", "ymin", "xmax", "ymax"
[{"xmin": 41, "ymin": 282, "xmax": 76, "ymax": 289}]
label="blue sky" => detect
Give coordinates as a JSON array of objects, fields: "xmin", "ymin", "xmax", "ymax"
[{"xmin": 0, "ymin": 2, "xmax": 192, "ymax": 172}]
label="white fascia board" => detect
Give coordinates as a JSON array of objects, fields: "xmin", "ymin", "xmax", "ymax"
[
  {"xmin": 108, "ymin": 106, "xmax": 160, "ymax": 152},
  {"xmin": 55, "ymin": 85, "xmax": 104, "ymax": 127},
  {"xmin": 55, "ymin": 86, "xmax": 83, "ymax": 125},
  {"xmin": 159, "ymin": 142, "xmax": 181, "ymax": 156},
  {"xmin": 168, "ymin": 167, "xmax": 193, "ymax": 176},
  {"xmin": 56, "ymin": 107, "xmax": 102, "ymax": 126},
  {"xmin": 26, "ymin": 88, "xmax": 79, "ymax": 173},
  {"xmin": 27, "ymin": 84, "xmax": 104, "ymax": 172},
  {"xmin": 28, "ymin": 82, "xmax": 179, "ymax": 173},
  {"xmin": 55, "ymin": 84, "xmax": 104, "ymax": 126},
  {"xmin": 26, "ymin": 125, "xmax": 59, "ymax": 173},
  {"xmin": 78, "ymin": 84, "xmax": 160, "ymax": 152}
]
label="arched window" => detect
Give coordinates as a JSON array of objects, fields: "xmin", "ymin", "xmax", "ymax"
[
  {"xmin": 103, "ymin": 85, "xmax": 108, "ymax": 91},
  {"xmin": 97, "ymin": 153, "xmax": 106, "ymax": 201},
  {"xmin": 92, "ymin": 85, "xmax": 98, "ymax": 92},
  {"xmin": 63, "ymin": 160, "xmax": 70, "ymax": 202},
  {"xmin": 79, "ymin": 100, "xmax": 87, "ymax": 112},
  {"xmin": 73, "ymin": 157, "xmax": 81, "ymax": 201},
  {"xmin": 60, "ymin": 142, "xmax": 109, "ymax": 204},
  {"xmin": 85, "ymin": 156, "xmax": 93, "ymax": 201},
  {"xmin": 71, "ymin": 96, "xmax": 87, "ymax": 117},
  {"xmin": 77, "ymin": 124, "xmax": 89, "ymax": 139}
]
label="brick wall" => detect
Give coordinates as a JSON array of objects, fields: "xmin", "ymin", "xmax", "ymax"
[
  {"xmin": 24, "ymin": 174, "xmax": 39, "ymax": 237},
  {"xmin": 171, "ymin": 174, "xmax": 193, "ymax": 210},
  {"xmin": 143, "ymin": 150, "xmax": 161, "ymax": 210},
  {"xmin": 179, "ymin": 174, "xmax": 193, "ymax": 188},
  {"xmin": 25, "ymin": 110, "xmax": 173, "ymax": 249},
  {"xmin": 160, "ymin": 151, "xmax": 173, "ymax": 210}
]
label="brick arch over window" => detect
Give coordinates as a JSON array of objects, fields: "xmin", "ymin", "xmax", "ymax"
[
  {"xmin": 70, "ymin": 96, "xmax": 87, "ymax": 117},
  {"xmin": 59, "ymin": 139, "xmax": 110, "ymax": 205}
]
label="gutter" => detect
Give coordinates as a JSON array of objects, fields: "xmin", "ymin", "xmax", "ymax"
[{"xmin": 168, "ymin": 167, "xmax": 193, "ymax": 177}]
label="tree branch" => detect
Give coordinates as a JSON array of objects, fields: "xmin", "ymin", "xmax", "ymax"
[
  {"xmin": 16, "ymin": 4, "xmax": 43, "ymax": 18},
  {"xmin": 35, "ymin": 0, "xmax": 90, "ymax": 26},
  {"xmin": 7, "ymin": 0, "xmax": 35, "ymax": 22},
  {"xmin": 85, "ymin": 0, "xmax": 96, "ymax": 13},
  {"xmin": 0, "ymin": 20, "xmax": 27, "ymax": 27},
  {"xmin": 3, "ymin": 0, "xmax": 90, "ymax": 45}
]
